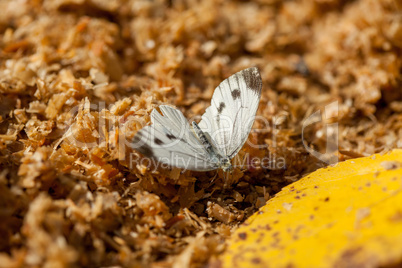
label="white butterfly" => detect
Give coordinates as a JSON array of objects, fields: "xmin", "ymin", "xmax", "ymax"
[{"xmin": 133, "ymin": 67, "xmax": 262, "ymax": 172}]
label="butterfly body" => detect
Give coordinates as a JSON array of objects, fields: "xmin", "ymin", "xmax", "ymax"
[
  {"xmin": 133, "ymin": 67, "xmax": 262, "ymax": 172},
  {"xmin": 192, "ymin": 121, "xmax": 233, "ymax": 172}
]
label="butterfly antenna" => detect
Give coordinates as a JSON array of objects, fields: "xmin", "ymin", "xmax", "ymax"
[
  {"xmin": 208, "ymin": 170, "xmax": 219, "ymax": 187},
  {"xmin": 223, "ymin": 171, "xmax": 231, "ymax": 189}
]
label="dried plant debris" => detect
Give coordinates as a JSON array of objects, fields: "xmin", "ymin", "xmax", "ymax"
[{"xmin": 0, "ymin": 0, "xmax": 401, "ymax": 267}]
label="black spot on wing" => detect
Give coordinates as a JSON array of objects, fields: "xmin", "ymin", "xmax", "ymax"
[
  {"xmin": 132, "ymin": 131, "xmax": 155, "ymax": 158},
  {"xmin": 217, "ymin": 102, "xmax": 225, "ymax": 113},
  {"xmin": 242, "ymin": 67, "xmax": 262, "ymax": 94},
  {"xmin": 132, "ymin": 132, "xmax": 144, "ymax": 146},
  {"xmin": 231, "ymin": 89, "xmax": 241, "ymax": 100},
  {"xmin": 154, "ymin": 138, "xmax": 164, "ymax": 145},
  {"xmin": 166, "ymin": 133, "xmax": 176, "ymax": 140},
  {"xmin": 138, "ymin": 144, "xmax": 155, "ymax": 158}
]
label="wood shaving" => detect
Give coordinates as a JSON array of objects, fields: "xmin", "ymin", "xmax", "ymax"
[{"xmin": 0, "ymin": 0, "xmax": 401, "ymax": 266}]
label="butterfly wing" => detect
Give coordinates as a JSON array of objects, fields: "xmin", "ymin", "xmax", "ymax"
[
  {"xmin": 197, "ymin": 67, "xmax": 262, "ymax": 159},
  {"xmin": 133, "ymin": 105, "xmax": 219, "ymax": 171}
]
